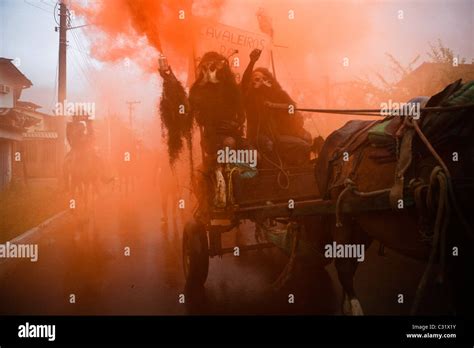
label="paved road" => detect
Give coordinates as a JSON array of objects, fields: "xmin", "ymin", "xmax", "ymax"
[{"xmin": 0, "ymin": 185, "xmax": 452, "ymax": 315}]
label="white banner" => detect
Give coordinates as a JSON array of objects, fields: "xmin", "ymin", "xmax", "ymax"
[{"xmin": 191, "ymin": 17, "xmax": 272, "ymax": 84}]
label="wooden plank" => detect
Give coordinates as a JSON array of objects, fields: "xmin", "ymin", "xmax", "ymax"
[
  {"xmin": 232, "ymin": 167, "xmax": 320, "ymax": 206},
  {"xmin": 232, "ymin": 192, "xmax": 412, "ymax": 220}
]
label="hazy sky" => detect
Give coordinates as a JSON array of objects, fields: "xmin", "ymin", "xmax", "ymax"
[
  {"xmin": 1, "ymin": 0, "xmax": 473, "ymax": 117},
  {"xmin": 1, "ymin": 0, "xmax": 97, "ymax": 112}
]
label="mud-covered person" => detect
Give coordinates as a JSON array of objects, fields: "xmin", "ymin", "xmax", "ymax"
[
  {"xmin": 159, "ymin": 52, "xmax": 247, "ymax": 213},
  {"xmin": 64, "ymin": 115, "xmax": 95, "ymax": 191},
  {"xmin": 190, "ymin": 52, "xmax": 246, "ymax": 161},
  {"xmin": 241, "ymin": 48, "xmax": 312, "ymax": 166}
]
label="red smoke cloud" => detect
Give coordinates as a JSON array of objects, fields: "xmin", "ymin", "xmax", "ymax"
[
  {"xmin": 72, "ymin": 0, "xmax": 377, "ymax": 136},
  {"xmin": 71, "ymin": 0, "xmax": 226, "ymax": 73},
  {"xmin": 72, "ymin": 0, "xmax": 372, "ymax": 80}
]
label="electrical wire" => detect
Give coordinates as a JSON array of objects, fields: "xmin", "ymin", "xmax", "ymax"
[{"xmin": 24, "ymin": 0, "xmax": 53, "ymax": 14}]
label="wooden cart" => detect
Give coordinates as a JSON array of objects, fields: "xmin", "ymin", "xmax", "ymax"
[{"xmin": 182, "ymin": 163, "xmax": 399, "ymax": 288}]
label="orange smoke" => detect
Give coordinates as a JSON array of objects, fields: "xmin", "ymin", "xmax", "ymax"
[
  {"xmin": 72, "ymin": 0, "xmax": 382, "ymax": 137},
  {"xmin": 72, "ymin": 0, "xmax": 226, "ymax": 73}
]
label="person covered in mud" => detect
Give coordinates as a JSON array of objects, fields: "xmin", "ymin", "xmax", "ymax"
[
  {"xmin": 159, "ymin": 51, "xmax": 247, "ymax": 211},
  {"xmin": 66, "ymin": 116, "xmax": 95, "ymax": 153},
  {"xmin": 241, "ymin": 48, "xmax": 312, "ymax": 166},
  {"xmin": 64, "ymin": 116, "xmax": 96, "ymax": 190},
  {"xmin": 190, "ymin": 52, "xmax": 246, "ymax": 158},
  {"xmin": 159, "ymin": 51, "xmax": 245, "ymax": 164}
]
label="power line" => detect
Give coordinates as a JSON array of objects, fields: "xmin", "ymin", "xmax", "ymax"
[
  {"xmin": 71, "ymin": 28, "xmax": 96, "ymax": 78},
  {"xmin": 67, "ymin": 12, "xmax": 100, "ymax": 89},
  {"xmin": 68, "ymin": 44, "xmax": 90, "ymax": 55},
  {"xmin": 70, "ymin": 31, "xmax": 93, "ymax": 76},
  {"xmin": 69, "ymin": 51, "xmax": 88, "ymax": 88},
  {"xmin": 65, "ymin": 13, "xmax": 95, "ymax": 88},
  {"xmin": 24, "ymin": 0, "xmax": 53, "ymax": 14},
  {"xmin": 70, "ymin": 41, "xmax": 98, "ymax": 93},
  {"xmin": 70, "ymin": 48, "xmax": 94, "ymax": 89},
  {"xmin": 40, "ymin": 0, "xmax": 55, "ymax": 8}
]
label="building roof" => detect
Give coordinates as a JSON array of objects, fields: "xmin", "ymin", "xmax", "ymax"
[
  {"xmin": 397, "ymin": 62, "xmax": 474, "ymax": 88},
  {"xmin": 0, "ymin": 108, "xmax": 43, "ymax": 132},
  {"xmin": 16, "ymin": 100, "xmax": 42, "ymax": 111},
  {"xmin": 0, "ymin": 57, "xmax": 33, "ymax": 89},
  {"xmin": 15, "ymin": 105, "xmax": 51, "ymax": 119},
  {"xmin": 23, "ymin": 131, "xmax": 58, "ymax": 139},
  {"xmin": 13, "ymin": 107, "xmax": 44, "ymax": 123}
]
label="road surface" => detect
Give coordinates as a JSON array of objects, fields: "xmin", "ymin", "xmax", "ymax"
[{"xmin": 0, "ymin": 184, "xmax": 451, "ymax": 315}]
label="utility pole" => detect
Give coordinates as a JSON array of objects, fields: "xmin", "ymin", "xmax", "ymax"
[
  {"xmin": 126, "ymin": 101, "xmax": 140, "ymax": 129},
  {"xmin": 58, "ymin": 0, "xmax": 67, "ymax": 105},
  {"xmin": 56, "ymin": 0, "xmax": 90, "ymax": 105},
  {"xmin": 54, "ymin": 1, "xmax": 93, "ymax": 183},
  {"xmin": 55, "ymin": 0, "xmax": 68, "ymax": 182}
]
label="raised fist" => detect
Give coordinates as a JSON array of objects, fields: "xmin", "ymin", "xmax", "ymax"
[
  {"xmin": 159, "ymin": 66, "xmax": 173, "ymax": 79},
  {"xmin": 158, "ymin": 67, "xmax": 171, "ymax": 78},
  {"xmin": 249, "ymin": 49, "xmax": 262, "ymax": 62}
]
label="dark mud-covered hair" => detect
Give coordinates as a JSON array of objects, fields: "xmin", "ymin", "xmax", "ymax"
[
  {"xmin": 189, "ymin": 51, "xmax": 243, "ymax": 125},
  {"xmin": 159, "ymin": 70, "xmax": 193, "ymax": 166},
  {"xmin": 194, "ymin": 51, "xmax": 235, "ymax": 85},
  {"xmin": 252, "ymin": 67, "xmax": 296, "ymax": 105}
]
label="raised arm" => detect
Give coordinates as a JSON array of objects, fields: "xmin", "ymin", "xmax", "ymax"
[
  {"xmin": 159, "ymin": 66, "xmax": 190, "ymax": 121},
  {"xmin": 159, "ymin": 64, "xmax": 192, "ymax": 164},
  {"xmin": 241, "ymin": 49, "xmax": 262, "ymax": 95}
]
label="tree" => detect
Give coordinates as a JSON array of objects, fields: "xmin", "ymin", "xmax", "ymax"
[
  {"xmin": 427, "ymin": 39, "xmax": 467, "ymax": 64},
  {"xmin": 350, "ymin": 40, "xmax": 469, "ymax": 105},
  {"xmin": 351, "ymin": 53, "xmax": 420, "ymax": 105}
]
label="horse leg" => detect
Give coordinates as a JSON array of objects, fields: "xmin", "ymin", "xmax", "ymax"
[
  {"xmin": 334, "ymin": 217, "xmax": 371, "ymax": 315},
  {"xmin": 336, "ymin": 257, "xmax": 363, "ymax": 316}
]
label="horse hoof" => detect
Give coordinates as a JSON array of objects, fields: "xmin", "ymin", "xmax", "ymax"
[
  {"xmin": 342, "ymin": 293, "xmax": 351, "ymax": 315},
  {"xmin": 350, "ymin": 298, "xmax": 364, "ymax": 316},
  {"xmin": 342, "ymin": 294, "xmax": 364, "ymax": 316}
]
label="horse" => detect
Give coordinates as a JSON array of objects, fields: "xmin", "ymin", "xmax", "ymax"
[
  {"xmin": 65, "ymin": 146, "xmax": 104, "ymax": 211},
  {"xmin": 314, "ymin": 80, "xmax": 474, "ymax": 315}
]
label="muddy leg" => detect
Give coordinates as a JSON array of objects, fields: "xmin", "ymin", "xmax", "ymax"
[
  {"xmin": 336, "ymin": 257, "xmax": 363, "ymax": 315},
  {"xmin": 334, "ymin": 218, "xmax": 370, "ymax": 315}
]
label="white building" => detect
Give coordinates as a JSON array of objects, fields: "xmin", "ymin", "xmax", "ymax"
[{"xmin": 0, "ymin": 57, "xmax": 41, "ymax": 189}]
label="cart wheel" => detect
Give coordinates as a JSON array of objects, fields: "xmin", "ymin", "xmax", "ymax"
[{"xmin": 182, "ymin": 219, "xmax": 209, "ymax": 287}]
